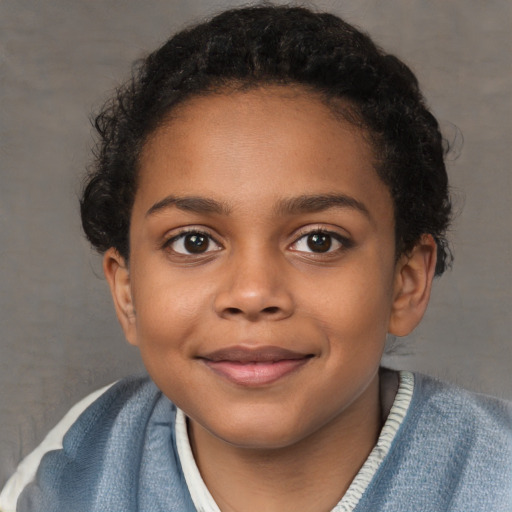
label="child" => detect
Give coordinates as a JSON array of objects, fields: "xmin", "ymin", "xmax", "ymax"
[{"xmin": 9, "ymin": 4, "xmax": 512, "ymax": 511}]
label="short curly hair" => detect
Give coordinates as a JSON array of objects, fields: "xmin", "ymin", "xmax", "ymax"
[{"xmin": 80, "ymin": 4, "xmax": 452, "ymax": 275}]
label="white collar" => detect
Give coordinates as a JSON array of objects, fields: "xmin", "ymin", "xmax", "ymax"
[{"xmin": 175, "ymin": 407, "xmax": 221, "ymax": 512}]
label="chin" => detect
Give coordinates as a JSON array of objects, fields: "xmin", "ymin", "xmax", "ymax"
[
  {"xmin": 220, "ymin": 428, "xmax": 306, "ymax": 451},
  {"xmin": 202, "ymin": 408, "xmax": 317, "ymax": 451}
]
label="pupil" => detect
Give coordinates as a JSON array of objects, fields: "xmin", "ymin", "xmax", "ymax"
[
  {"xmin": 307, "ymin": 233, "xmax": 331, "ymax": 252},
  {"xmin": 184, "ymin": 234, "xmax": 208, "ymax": 253}
]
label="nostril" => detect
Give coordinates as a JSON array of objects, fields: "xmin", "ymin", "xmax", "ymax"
[
  {"xmin": 225, "ymin": 307, "xmax": 243, "ymax": 315},
  {"xmin": 262, "ymin": 306, "xmax": 280, "ymax": 314}
]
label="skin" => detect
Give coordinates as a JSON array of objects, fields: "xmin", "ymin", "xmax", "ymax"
[{"xmin": 104, "ymin": 86, "xmax": 437, "ymax": 512}]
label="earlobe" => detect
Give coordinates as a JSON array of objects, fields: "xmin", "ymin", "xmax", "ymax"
[
  {"xmin": 388, "ymin": 235, "xmax": 437, "ymax": 337},
  {"xmin": 103, "ymin": 248, "xmax": 138, "ymax": 346}
]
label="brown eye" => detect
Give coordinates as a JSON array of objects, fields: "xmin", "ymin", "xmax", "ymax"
[
  {"xmin": 184, "ymin": 233, "xmax": 209, "ymax": 253},
  {"xmin": 168, "ymin": 231, "xmax": 222, "ymax": 255},
  {"xmin": 307, "ymin": 233, "xmax": 332, "ymax": 252},
  {"xmin": 290, "ymin": 230, "xmax": 347, "ymax": 255}
]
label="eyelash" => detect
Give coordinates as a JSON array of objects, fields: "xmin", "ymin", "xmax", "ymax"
[
  {"xmin": 163, "ymin": 229, "xmax": 222, "ymax": 256},
  {"xmin": 162, "ymin": 227, "xmax": 352, "ymax": 257},
  {"xmin": 290, "ymin": 228, "xmax": 353, "ymax": 256}
]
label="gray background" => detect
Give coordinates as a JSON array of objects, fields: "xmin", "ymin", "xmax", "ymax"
[{"xmin": 1, "ymin": 0, "xmax": 511, "ymax": 487}]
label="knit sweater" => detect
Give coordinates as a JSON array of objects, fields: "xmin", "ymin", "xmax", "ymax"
[{"xmin": 16, "ymin": 373, "xmax": 512, "ymax": 511}]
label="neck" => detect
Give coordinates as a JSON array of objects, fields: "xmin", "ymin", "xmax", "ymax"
[{"xmin": 188, "ymin": 374, "xmax": 384, "ymax": 512}]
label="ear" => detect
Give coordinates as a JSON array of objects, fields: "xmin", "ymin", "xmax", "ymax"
[
  {"xmin": 103, "ymin": 248, "xmax": 138, "ymax": 346},
  {"xmin": 388, "ymin": 234, "xmax": 437, "ymax": 337}
]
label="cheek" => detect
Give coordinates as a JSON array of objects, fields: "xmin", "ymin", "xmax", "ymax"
[
  {"xmin": 131, "ymin": 269, "xmax": 213, "ymax": 350},
  {"xmin": 300, "ymin": 259, "xmax": 394, "ymax": 337},
  {"xmin": 130, "ymin": 276, "xmax": 209, "ymax": 399}
]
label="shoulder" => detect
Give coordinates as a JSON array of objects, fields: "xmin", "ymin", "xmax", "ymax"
[
  {"xmin": 39, "ymin": 374, "xmax": 166, "ymax": 464},
  {"xmin": 3, "ymin": 375, "xmax": 186, "ymax": 512},
  {"xmin": 357, "ymin": 372, "xmax": 512, "ymax": 511},
  {"xmin": 64, "ymin": 374, "xmax": 164, "ymax": 434},
  {"xmin": 405, "ymin": 373, "xmax": 512, "ymax": 473},
  {"xmin": 0, "ymin": 380, "xmax": 121, "ymax": 511},
  {"xmin": 411, "ymin": 372, "xmax": 512, "ymax": 433},
  {"xmin": 385, "ymin": 373, "xmax": 511, "ymax": 510},
  {"xmin": 40, "ymin": 373, "xmax": 170, "ymax": 463}
]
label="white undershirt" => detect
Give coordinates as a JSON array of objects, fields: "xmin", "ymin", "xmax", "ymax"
[{"xmin": 175, "ymin": 371, "xmax": 415, "ymax": 512}]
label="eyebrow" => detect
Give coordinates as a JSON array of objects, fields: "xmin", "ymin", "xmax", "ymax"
[
  {"xmin": 146, "ymin": 193, "xmax": 370, "ymax": 219},
  {"xmin": 146, "ymin": 195, "xmax": 231, "ymax": 217},
  {"xmin": 275, "ymin": 194, "xmax": 371, "ymax": 218}
]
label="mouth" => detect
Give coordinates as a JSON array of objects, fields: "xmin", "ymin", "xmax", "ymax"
[{"xmin": 199, "ymin": 346, "xmax": 314, "ymax": 387}]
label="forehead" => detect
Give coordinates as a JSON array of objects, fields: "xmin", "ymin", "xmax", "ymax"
[{"xmin": 135, "ymin": 86, "xmax": 392, "ymax": 223}]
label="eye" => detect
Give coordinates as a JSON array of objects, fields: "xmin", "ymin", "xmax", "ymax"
[
  {"xmin": 291, "ymin": 230, "xmax": 347, "ymax": 254},
  {"xmin": 166, "ymin": 231, "xmax": 222, "ymax": 255}
]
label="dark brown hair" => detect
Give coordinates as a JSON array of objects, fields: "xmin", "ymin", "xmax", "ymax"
[{"xmin": 81, "ymin": 4, "xmax": 452, "ymax": 274}]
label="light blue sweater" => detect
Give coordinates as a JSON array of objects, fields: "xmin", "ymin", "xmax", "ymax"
[{"xmin": 18, "ymin": 373, "xmax": 512, "ymax": 511}]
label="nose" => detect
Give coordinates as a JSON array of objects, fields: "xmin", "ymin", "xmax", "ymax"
[{"xmin": 213, "ymin": 250, "xmax": 294, "ymax": 322}]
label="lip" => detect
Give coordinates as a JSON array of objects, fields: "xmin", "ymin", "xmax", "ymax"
[{"xmin": 199, "ymin": 346, "xmax": 313, "ymax": 387}]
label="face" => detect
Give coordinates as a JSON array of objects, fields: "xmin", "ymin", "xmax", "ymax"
[{"xmin": 105, "ymin": 86, "xmax": 434, "ymax": 450}]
